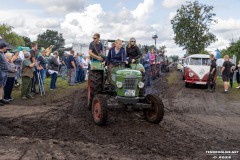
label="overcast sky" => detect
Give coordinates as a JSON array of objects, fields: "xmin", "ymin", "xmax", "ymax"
[{"xmin": 1, "ymin": 0, "xmax": 240, "ymax": 57}]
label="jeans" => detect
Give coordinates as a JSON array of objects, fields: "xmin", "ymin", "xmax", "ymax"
[
  {"xmin": 75, "ymin": 68, "xmax": 84, "ymax": 83},
  {"xmin": 144, "ymin": 66, "xmax": 151, "ymax": 87},
  {"xmin": 68, "ymin": 69, "xmax": 76, "ymax": 85},
  {"xmin": 50, "ymin": 72, "xmax": 58, "ymax": 89},
  {"xmin": 15, "ymin": 66, "xmax": 21, "ymax": 82},
  {"xmin": 21, "ymin": 76, "xmax": 32, "ymax": 97},
  {"xmin": 4, "ymin": 77, "xmax": 15, "ymax": 99},
  {"xmin": 38, "ymin": 69, "xmax": 46, "ymax": 92},
  {"xmin": 83, "ymin": 68, "xmax": 88, "ymax": 81},
  {"xmin": 61, "ymin": 66, "xmax": 67, "ymax": 80},
  {"xmin": 40, "ymin": 69, "xmax": 46, "ymax": 83}
]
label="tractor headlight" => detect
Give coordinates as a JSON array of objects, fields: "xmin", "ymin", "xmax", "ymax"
[
  {"xmin": 138, "ymin": 82, "xmax": 144, "ymax": 88},
  {"xmin": 189, "ymin": 72, "xmax": 193, "ymax": 77},
  {"xmin": 116, "ymin": 81, "xmax": 123, "ymax": 88}
]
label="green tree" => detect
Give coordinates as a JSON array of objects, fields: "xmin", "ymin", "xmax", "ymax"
[
  {"xmin": 171, "ymin": 1, "xmax": 217, "ymax": 55},
  {"xmin": 22, "ymin": 36, "xmax": 31, "ymax": 47},
  {"xmin": 37, "ymin": 29, "xmax": 65, "ymax": 50},
  {"xmin": 169, "ymin": 55, "xmax": 179, "ymax": 62},
  {"xmin": 159, "ymin": 45, "xmax": 167, "ymax": 54},
  {"xmin": 221, "ymin": 39, "xmax": 240, "ymax": 61},
  {"xmin": 0, "ymin": 24, "xmax": 25, "ymax": 47}
]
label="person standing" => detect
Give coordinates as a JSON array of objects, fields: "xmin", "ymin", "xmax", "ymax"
[
  {"xmin": 78, "ymin": 53, "xmax": 84, "ymax": 83},
  {"xmin": 4, "ymin": 53, "xmax": 17, "ymax": 101},
  {"xmin": 21, "ymin": 52, "xmax": 36, "ymax": 99},
  {"xmin": 37, "ymin": 50, "xmax": 47, "ymax": 93},
  {"xmin": 207, "ymin": 54, "xmax": 217, "ymax": 92},
  {"xmin": 229, "ymin": 60, "xmax": 235, "ymax": 88},
  {"xmin": 48, "ymin": 51, "xmax": 59, "ymax": 90},
  {"xmin": 126, "ymin": 37, "xmax": 141, "ymax": 65},
  {"xmin": 82, "ymin": 56, "xmax": 90, "ymax": 81},
  {"xmin": 0, "ymin": 42, "xmax": 10, "ymax": 105},
  {"xmin": 66, "ymin": 50, "xmax": 76, "ymax": 86},
  {"xmin": 11, "ymin": 49, "xmax": 22, "ymax": 85},
  {"xmin": 30, "ymin": 42, "xmax": 38, "ymax": 94},
  {"xmin": 37, "ymin": 50, "xmax": 47, "ymax": 83},
  {"xmin": 235, "ymin": 60, "xmax": 240, "ymax": 89},
  {"xmin": 221, "ymin": 55, "xmax": 231, "ymax": 94},
  {"xmin": 61, "ymin": 52, "xmax": 68, "ymax": 80},
  {"xmin": 143, "ymin": 50, "xmax": 151, "ymax": 87},
  {"xmin": 74, "ymin": 54, "xmax": 80, "ymax": 83}
]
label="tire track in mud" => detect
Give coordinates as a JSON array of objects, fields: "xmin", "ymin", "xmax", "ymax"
[{"xmin": 1, "ymin": 69, "xmax": 240, "ymax": 160}]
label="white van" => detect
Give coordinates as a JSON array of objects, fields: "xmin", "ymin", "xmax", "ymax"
[{"xmin": 183, "ymin": 54, "xmax": 210, "ymax": 87}]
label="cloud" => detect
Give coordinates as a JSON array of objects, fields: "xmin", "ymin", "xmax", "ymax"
[
  {"xmin": 36, "ymin": 18, "xmax": 61, "ymax": 28},
  {"xmin": 162, "ymin": 0, "xmax": 187, "ymax": 8},
  {"xmin": 26, "ymin": 0, "xmax": 85, "ymax": 14},
  {"xmin": 5, "ymin": 16, "xmax": 26, "ymax": 28},
  {"xmin": 212, "ymin": 17, "xmax": 240, "ymax": 34},
  {"xmin": 60, "ymin": 4, "xmax": 105, "ymax": 43},
  {"xmin": 131, "ymin": 0, "xmax": 154, "ymax": 20}
]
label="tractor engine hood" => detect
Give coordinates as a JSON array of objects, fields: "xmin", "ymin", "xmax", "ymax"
[{"xmin": 116, "ymin": 69, "xmax": 142, "ymax": 77}]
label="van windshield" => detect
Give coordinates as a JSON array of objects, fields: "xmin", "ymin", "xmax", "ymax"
[{"xmin": 189, "ymin": 58, "xmax": 210, "ymax": 65}]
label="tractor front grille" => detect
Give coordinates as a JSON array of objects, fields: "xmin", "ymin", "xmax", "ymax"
[{"xmin": 124, "ymin": 77, "xmax": 138, "ymax": 90}]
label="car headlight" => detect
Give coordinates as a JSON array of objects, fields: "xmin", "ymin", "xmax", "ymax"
[
  {"xmin": 116, "ymin": 81, "xmax": 123, "ymax": 88},
  {"xmin": 138, "ymin": 82, "xmax": 144, "ymax": 88},
  {"xmin": 189, "ymin": 72, "xmax": 193, "ymax": 77}
]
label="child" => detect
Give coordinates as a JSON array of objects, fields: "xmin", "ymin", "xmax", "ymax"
[{"xmin": 21, "ymin": 52, "xmax": 36, "ymax": 99}]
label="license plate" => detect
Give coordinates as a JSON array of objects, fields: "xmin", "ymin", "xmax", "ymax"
[
  {"xmin": 124, "ymin": 90, "xmax": 135, "ymax": 97},
  {"xmin": 196, "ymin": 82, "xmax": 206, "ymax": 85}
]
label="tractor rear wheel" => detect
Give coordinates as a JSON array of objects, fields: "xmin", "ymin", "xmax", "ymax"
[
  {"xmin": 143, "ymin": 94, "xmax": 164, "ymax": 124},
  {"xmin": 92, "ymin": 94, "xmax": 108, "ymax": 126},
  {"xmin": 88, "ymin": 70, "xmax": 103, "ymax": 110}
]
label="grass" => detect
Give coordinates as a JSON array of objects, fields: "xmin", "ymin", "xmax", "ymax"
[
  {"xmin": 216, "ymin": 77, "xmax": 240, "ymax": 95},
  {"xmin": 167, "ymin": 69, "xmax": 179, "ymax": 85},
  {"xmin": 11, "ymin": 76, "xmax": 87, "ymax": 102}
]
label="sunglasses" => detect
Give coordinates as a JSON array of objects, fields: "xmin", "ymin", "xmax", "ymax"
[
  {"xmin": 93, "ymin": 37, "xmax": 97, "ymax": 39},
  {"xmin": 131, "ymin": 41, "xmax": 136, "ymax": 42}
]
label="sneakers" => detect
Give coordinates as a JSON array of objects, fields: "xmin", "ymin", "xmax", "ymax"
[
  {"xmin": 0, "ymin": 99, "xmax": 10, "ymax": 104},
  {"xmin": 224, "ymin": 91, "xmax": 228, "ymax": 94},
  {"xmin": 236, "ymin": 86, "xmax": 240, "ymax": 89}
]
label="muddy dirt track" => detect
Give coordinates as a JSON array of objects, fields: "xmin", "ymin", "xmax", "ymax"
[{"xmin": 0, "ymin": 69, "xmax": 239, "ymax": 160}]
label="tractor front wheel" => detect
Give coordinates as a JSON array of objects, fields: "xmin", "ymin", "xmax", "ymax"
[
  {"xmin": 92, "ymin": 94, "xmax": 108, "ymax": 126},
  {"xmin": 143, "ymin": 94, "xmax": 164, "ymax": 124}
]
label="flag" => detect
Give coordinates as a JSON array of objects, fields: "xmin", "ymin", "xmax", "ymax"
[{"xmin": 215, "ymin": 49, "xmax": 221, "ymax": 59}]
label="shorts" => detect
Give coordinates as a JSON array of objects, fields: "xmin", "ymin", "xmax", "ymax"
[
  {"xmin": 222, "ymin": 74, "xmax": 229, "ymax": 82},
  {"xmin": 0, "ymin": 71, "xmax": 8, "ymax": 87}
]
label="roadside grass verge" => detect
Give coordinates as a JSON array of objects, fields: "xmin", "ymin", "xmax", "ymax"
[
  {"xmin": 167, "ymin": 69, "xmax": 179, "ymax": 85},
  {"xmin": 11, "ymin": 76, "xmax": 87, "ymax": 103},
  {"xmin": 216, "ymin": 77, "xmax": 240, "ymax": 96}
]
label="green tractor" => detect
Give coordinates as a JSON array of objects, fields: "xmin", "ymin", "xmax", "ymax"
[{"xmin": 87, "ymin": 41, "xmax": 164, "ymax": 126}]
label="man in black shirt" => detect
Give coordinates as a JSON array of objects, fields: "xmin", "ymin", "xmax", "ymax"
[
  {"xmin": 66, "ymin": 50, "xmax": 76, "ymax": 85},
  {"xmin": 88, "ymin": 33, "xmax": 103, "ymax": 61},
  {"xmin": 207, "ymin": 54, "xmax": 217, "ymax": 92},
  {"xmin": 221, "ymin": 55, "xmax": 231, "ymax": 93}
]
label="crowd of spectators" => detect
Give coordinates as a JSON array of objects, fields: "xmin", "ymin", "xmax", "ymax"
[{"xmin": 0, "ymin": 41, "xmax": 89, "ymax": 105}]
